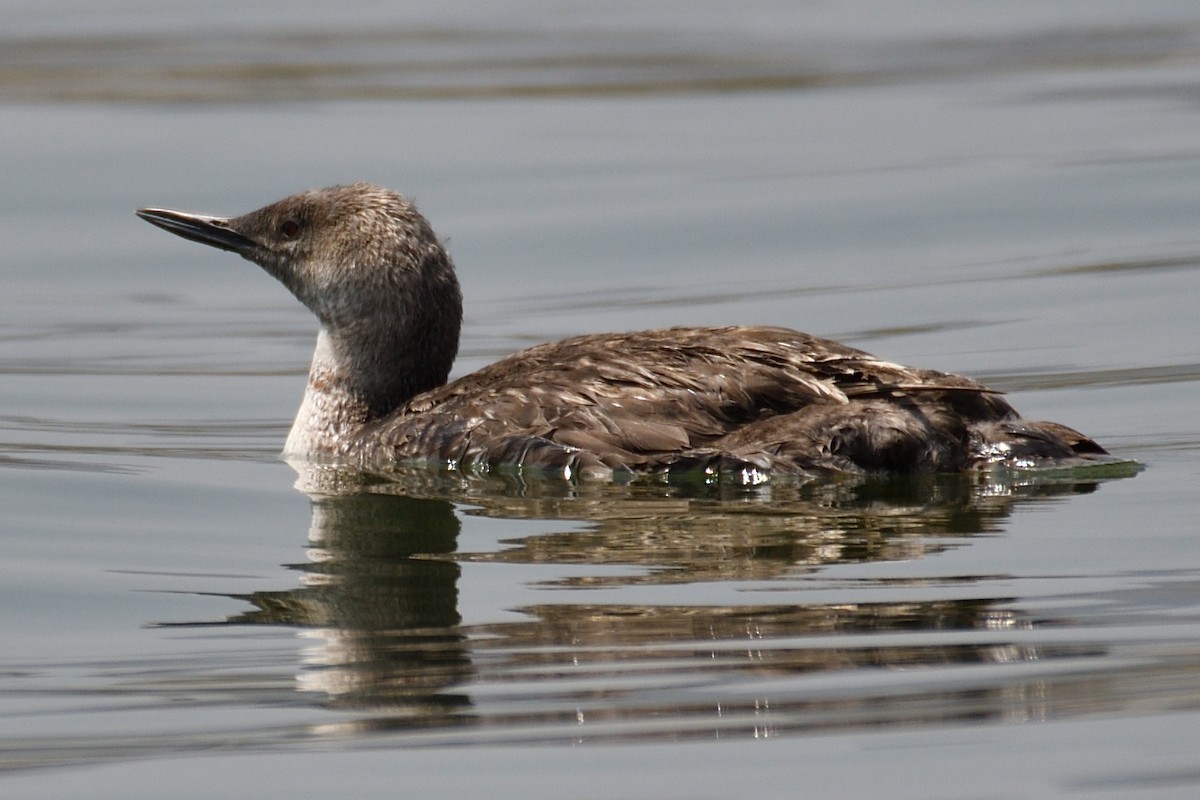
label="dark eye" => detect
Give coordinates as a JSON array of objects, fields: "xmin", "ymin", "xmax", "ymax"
[{"xmin": 280, "ymin": 219, "xmax": 301, "ymax": 239}]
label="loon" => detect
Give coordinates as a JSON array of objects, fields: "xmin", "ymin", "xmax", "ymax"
[{"xmin": 137, "ymin": 182, "xmax": 1110, "ymax": 480}]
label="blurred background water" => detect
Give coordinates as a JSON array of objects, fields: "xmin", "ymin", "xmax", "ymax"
[{"xmin": 3, "ymin": 2, "xmax": 1200, "ymax": 797}]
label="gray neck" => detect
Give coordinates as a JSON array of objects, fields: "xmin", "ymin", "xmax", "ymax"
[{"xmin": 283, "ymin": 324, "xmax": 453, "ymax": 458}]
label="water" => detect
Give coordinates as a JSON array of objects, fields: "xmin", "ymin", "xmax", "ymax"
[{"xmin": 3, "ymin": 2, "xmax": 1200, "ymax": 797}]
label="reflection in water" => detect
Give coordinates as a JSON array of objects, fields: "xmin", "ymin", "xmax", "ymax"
[
  {"xmin": 203, "ymin": 466, "xmax": 1130, "ymax": 742},
  {"xmin": 232, "ymin": 492, "xmax": 470, "ymax": 716}
]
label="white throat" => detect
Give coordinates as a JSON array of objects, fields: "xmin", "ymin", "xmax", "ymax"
[{"xmin": 283, "ymin": 328, "xmax": 372, "ymax": 459}]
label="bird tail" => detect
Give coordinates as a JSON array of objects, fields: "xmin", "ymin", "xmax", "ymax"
[{"xmin": 970, "ymin": 419, "xmax": 1113, "ymax": 467}]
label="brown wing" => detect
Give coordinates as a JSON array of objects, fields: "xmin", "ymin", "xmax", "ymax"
[{"xmin": 361, "ymin": 325, "xmax": 1014, "ymax": 474}]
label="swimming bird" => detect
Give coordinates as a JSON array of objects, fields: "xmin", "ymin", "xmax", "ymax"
[{"xmin": 137, "ymin": 182, "xmax": 1111, "ymax": 480}]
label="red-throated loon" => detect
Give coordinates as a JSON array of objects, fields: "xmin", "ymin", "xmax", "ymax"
[{"xmin": 137, "ymin": 182, "xmax": 1111, "ymax": 480}]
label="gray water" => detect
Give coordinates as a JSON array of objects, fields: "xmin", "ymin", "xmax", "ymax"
[{"xmin": 4, "ymin": 2, "xmax": 1200, "ymax": 797}]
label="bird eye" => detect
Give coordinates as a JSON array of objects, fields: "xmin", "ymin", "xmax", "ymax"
[{"xmin": 280, "ymin": 219, "xmax": 301, "ymax": 238}]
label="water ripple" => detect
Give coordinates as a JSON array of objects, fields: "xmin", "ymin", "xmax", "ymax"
[{"xmin": 2, "ymin": 22, "xmax": 1199, "ymax": 103}]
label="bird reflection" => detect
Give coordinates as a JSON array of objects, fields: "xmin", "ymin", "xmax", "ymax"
[
  {"xmin": 227, "ymin": 488, "xmax": 472, "ymax": 717},
  {"xmin": 205, "ymin": 465, "xmax": 1126, "ymax": 739}
]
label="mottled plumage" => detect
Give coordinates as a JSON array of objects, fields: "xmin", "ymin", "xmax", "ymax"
[{"xmin": 137, "ymin": 183, "xmax": 1110, "ymax": 480}]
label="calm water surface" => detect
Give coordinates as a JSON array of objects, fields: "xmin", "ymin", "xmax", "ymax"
[{"xmin": 3, "ymin": 2, "xmax": 1200, "ymax": 798}]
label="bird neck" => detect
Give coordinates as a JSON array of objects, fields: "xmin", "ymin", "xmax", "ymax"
[{"xmin": 283, "ymin": 323, "xmax": 456, "ymax": 458}]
